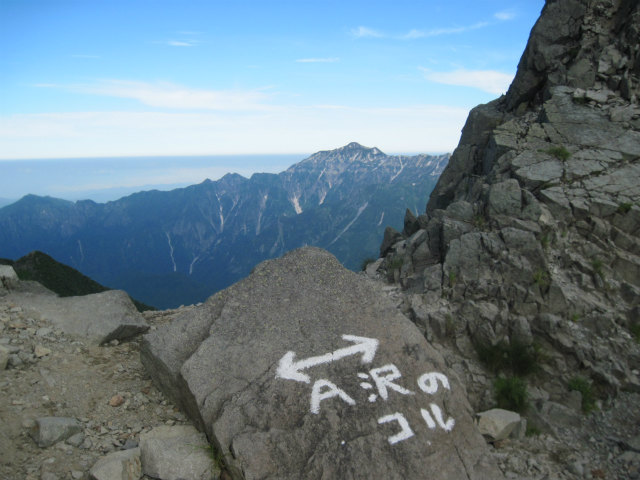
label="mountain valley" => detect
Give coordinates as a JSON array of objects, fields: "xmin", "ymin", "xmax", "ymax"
[{"xmin": 0, "ymin": 143, "xmax": 448, "ymax": 308}]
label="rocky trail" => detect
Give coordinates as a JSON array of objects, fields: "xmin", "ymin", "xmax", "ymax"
[
  {"xmin": 1, "ymin": 273, "xmax": 639, "ymax": 480},
  {"xmin": 0, "ymin": 300, "xmax": 212, "ymax": 480}
]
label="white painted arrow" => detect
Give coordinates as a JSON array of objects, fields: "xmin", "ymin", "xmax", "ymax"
[{"xmin": 276, "ymin": 334, "xmax": 379, "ymax": 383}]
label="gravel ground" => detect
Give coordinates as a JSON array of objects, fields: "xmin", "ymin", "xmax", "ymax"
[{"xmin": 1, "ymin": 296, "xmax": 639, "ymax": 480}]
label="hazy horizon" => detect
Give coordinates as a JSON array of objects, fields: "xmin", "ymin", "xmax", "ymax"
[
  {"xmin": 0, "ymin": 146, "xmax": 451, "ymax": 204},
  {"xmin": 0, "ymin": 153, "xmax": 306, "ymax": 204}
]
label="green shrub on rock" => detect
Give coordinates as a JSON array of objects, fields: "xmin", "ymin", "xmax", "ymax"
[
  {"xmin": 545, "ymin": 146, "xmax": 571, "ymax": 161},
  {"xmin": 616, "ymin": 202, "xmax": 633, "ymax": 214},
  {"xmin": 533, "ymin": 269, "xmax": 551, "ymax": 291},
  {"xmin": 494, "ymin": 376, "xmax": 528, "ymax": 413},
  {"xmin": 476, "ymin": 340, "xmax": 541, "ymax": 376},
  {"xmin": 568, "ymin": 376, "xmax": 596, "ymax": 413},
  {"xmin": 631, "ymin": 323, "xmax": 640, "ymax": 344}
]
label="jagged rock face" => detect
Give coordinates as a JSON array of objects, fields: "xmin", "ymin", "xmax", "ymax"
[
  {"xmin": 506, "ymin": 0, "xmax": 640, "ymax": 111},
  {"xmin": 141, "ymin": 247, "xmax": 504, "ymax": 480},
  {"xmin": 382, "ymin": 0, "xmax": 640, "ymax": 407}
]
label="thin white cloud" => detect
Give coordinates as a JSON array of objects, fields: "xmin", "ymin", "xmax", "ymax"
[
  {"xmin": 494, "ymin": 10, "xmax": 517, "ymax": 21},
  {"xmin": 351, "ymin": 26, "xmax": 384, "ymax": 38},
  {"xmin": 353, "ymin": 21, "xmax": 491, "ymax": 40},
  {"xmin": 37, "ymin": 80, "xmax": 270, "ymax": 111},
  {"xmin": 401, "ymin": 22, "xmax": 489, "ymax": 39},
  {"xmin": 158, "ymin": 32, "xmax": 203, "ymax": 47},
  {"xmin": 296, "ymin": 57, "xmax": 339, "ymax": 63},
  {"xmin": 403, "ymin": 29, "xmax": 426, "ymax": 39},
  {"xmin": 166, "ymin": 40, "xmax": 198, "ymax": 47},
  {"xmin": 420, "ymin": 68, "xmax": 514, "ymax": 95}
]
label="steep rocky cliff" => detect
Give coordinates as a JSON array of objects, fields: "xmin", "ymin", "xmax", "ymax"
[{"xmin": 376, "ymin": 0, "xmax": 640, "ymax": 475}]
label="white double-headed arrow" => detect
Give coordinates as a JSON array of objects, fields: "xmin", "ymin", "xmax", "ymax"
[{"xmin": 276, "ymin": 334, "xmax": 379, "ymax": 383}]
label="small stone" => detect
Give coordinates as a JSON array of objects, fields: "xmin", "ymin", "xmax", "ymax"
[
  {"xmin": 567, "ymin": 460, "xmax": 584, "ymax": 476},
  {"xmin": 586, "ymin": 89, "xmax": 609, "ymax": 103},
  {"xmin": 8, "ymin": 354, "xmax": 23, "ymax": 367},
  {"xmin": 476, "ymin": 409, "xmax": 522, "ymax": 442},
  {"xmin": 22, "ymin": 418, "xmax": 36, "ymax": 429},
  {"xmin": 29, "ymin": 417, "xmax": 83, "ymax": 448},
  {"xmin": 109, "ymin": 395, "xmax": 125, "ymax": 407},
  {"xmin": 71, "ymin": 471, "xmax": 83, "ymax": 480},
  {"xmin": 122, "ymin": 438, "xmax": 138, "ymax": 450},
  {"xmin": 66, "ymin": 432, "xmax": 85, "ymax": 447},
  {"xmin": 34, "ymin": 345, "xmax": 52, "ymax": 358},
  {"xmin": 40, "ymin": 472, "xmax": 58, "ymax": 480},
  {"xmin": 36, "ymin": 327, "xmax": 53, "ymax": 337}
]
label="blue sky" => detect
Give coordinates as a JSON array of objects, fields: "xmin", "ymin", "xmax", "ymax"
[{"xmin": 0, "ymin": 0, "xmax": 544, "ymax": 162}]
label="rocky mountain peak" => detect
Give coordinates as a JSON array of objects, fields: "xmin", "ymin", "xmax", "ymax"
[{"xmin": 297, "ymin": 142, "xmax": 386, "ymax": 168}]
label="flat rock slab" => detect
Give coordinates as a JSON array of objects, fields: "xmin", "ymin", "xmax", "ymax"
[
  {"xmin": 7, "ymin": 289, "xmax": 148, "ymax": 344},
  {"xmin": 142, "ymin": 247, "xmax": 503, "ymax": 480}
]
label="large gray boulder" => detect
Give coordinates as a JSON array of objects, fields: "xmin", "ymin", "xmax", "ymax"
[
  {"xmin": 6, "ymin": 289, "xmax": 148, "ymax": 344},
  {"xmin": 142, "ymin": 247, "xmax": 503, "ymax": 480}
]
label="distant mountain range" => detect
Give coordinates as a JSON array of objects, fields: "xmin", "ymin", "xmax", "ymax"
[{"xmin": 0, "ymin": 143, "xmax": 448, "ymax": 308}]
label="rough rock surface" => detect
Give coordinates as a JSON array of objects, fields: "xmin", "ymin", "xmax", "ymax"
[
  {"xmin": 375, "ymin": 0, "xmax": 640, "ymax": 478},
  {"xmin": 476, "ymin": 409, "xmax": 522, "ymax": 442},
  {"xmin": 89, "ymin": 448, "xmax": 142, "ymax": 480},
  {"xmin": 3, "ymin": 285, "xmax": 148, "ymax": 345},
  {"xmin": 142, "ymin": 247, "xmax": 503, "ymax": 480}
]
